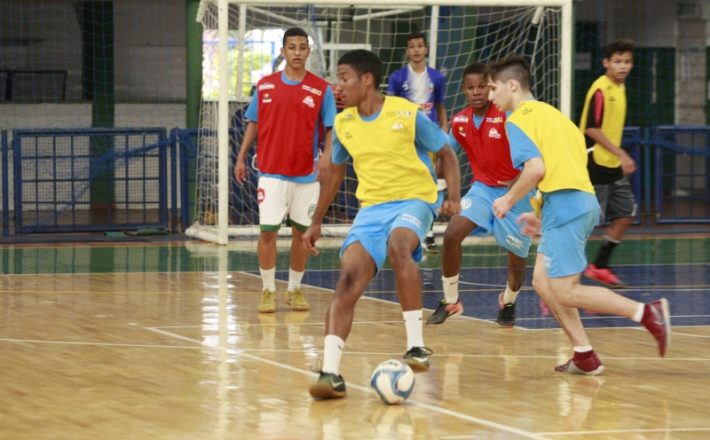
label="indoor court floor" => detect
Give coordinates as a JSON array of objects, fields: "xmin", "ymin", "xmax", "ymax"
[{"xmin": 1, "ymin": 235, "xmax": 709, "ymax": 439}]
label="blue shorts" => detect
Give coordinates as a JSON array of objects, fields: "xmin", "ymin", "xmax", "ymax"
[
  {"xmin": 538, "ymin": 209, "xmax": 599, "ymax": 277},
  {"xmin": 460, "ymin": 182, "xmax": 533, "ymax": 258},
  {"xmin": 341, "ymin": 199, "xmax": 437, "ymax": 271}
]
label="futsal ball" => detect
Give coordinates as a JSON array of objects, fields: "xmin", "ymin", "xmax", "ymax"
[{"xmin": 370, "ymin": 359, "xmax": 415, "ymax": 405}]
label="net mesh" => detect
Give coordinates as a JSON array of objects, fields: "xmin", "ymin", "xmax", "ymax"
[{"xmin": 191, "ymin": 1, "xmax": 564, "ymax": 242}]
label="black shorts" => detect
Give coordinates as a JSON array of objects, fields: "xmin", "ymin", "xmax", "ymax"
[{"xmin": 594, "ymin": 177, "xmax": 637, "ymax": 222}]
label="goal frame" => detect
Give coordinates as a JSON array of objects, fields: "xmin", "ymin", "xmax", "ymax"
[{"xmin": 189, "ymin": 0, "xmax": 573, "ymax": 244}]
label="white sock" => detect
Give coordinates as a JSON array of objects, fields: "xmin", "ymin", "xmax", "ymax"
[
  {"xmin": 287, "ymin": 268, "xmax": 304, "ymax": 292},
  {"xmin": 322, "ymin": 334, "xmax": 345, "ymax": 375},
  {"xmin": 442, "ymin": 274, "xmax": 460, "ymax": 304},
  {"xmin": 260, "ymin": 267, "xmax": 276, "ymax": 292},
  {"xmin": 502, "ymin": 282, "xmax": 520, "ymax": 304},
  {"xmin": 632, "ymin": 303, "xmax": 645, "ymax": 322},
  {"xmin": 574, "ymin": 345, "xmax": 593, "ymax": 353},
  {"xmin": 403, "ymin": 310, "xmax": 424, "ymax": 350}
]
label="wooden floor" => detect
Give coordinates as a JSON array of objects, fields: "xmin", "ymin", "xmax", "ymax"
[{"xmin": 1, "ymin": 243, "xmax": 710, "ymax": 439}]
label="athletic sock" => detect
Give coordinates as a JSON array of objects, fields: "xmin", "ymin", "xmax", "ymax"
[
  {"xmin": 322, "ymin": 334, "xmax": 345, "ymax": 375},
  {"xmin": 403, "ymin": 309, "xmax": 424, "ymax": 350},
  {"xmin": 442, "ymin": 274, "xmax": 460, "ymax": 304},
  {"xmin": 260, "ymin": 266, "xmax": 276, "ymax": 292},
  {"xmin": 594, "ymin": 236, "xmax": 620, "ymax": 269},
  {"xmin": 502, "ymin": 282, "xmax": 520, "ymax": 304},
  {"xmin": 287, "ymin": 268, "xmax": 304, "ymax": 292}
]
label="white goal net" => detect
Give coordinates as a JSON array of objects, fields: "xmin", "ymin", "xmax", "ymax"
[{"xmin": 189, "ymin": 0, "xmax": 571, "ymax": 244}]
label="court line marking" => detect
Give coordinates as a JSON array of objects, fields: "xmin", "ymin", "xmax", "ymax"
[
  {"xmin": 2, "ymin": 335, "xmax": 708, "ymax": 364},
  {"xmin": 538, "ymin": 427, "xmax": 710, "ymax": 436},
  {"xmin": 0, "ymin": 338, "xmax": 202, "ymax": 350},
  {"xmin": 142, "ymin": 325, "xmax": 547, "ymax": 440}
]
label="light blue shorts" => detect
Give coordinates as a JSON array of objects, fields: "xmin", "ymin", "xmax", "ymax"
[
  {"xmin": 460, "ymin": 182, "xmax": 533, "ymax": 258},
  {"xmin": 538, "ymin": 209, "xmax": 599, "ymax": 278},
  {"xmin": 341, "ymin": 199, "xmax": 437, "ymax": 271}
]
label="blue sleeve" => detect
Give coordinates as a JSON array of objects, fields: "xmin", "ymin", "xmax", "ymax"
[
  {"xmin": 447, "ymin": 129, "xmax": 461, "ymax": 153},
  {"xmin": 331, "ymin": 129, "xmax": 350, "ymax": 165},
  {"xmin": 245, "ymin": 92, "xmax": 259, "ymax": 122},
  {"xmin": 415, "ymin": 111, "xmax": 447, "ymax": 153},
  {"xmin": 505, "ymin": 121, "xmax": 541, "ymax": 169},
  {"xmin": 434, "ymin": 70, "xmax": 446, "ymax": 104},
  {"xmin": 320, "ymin": 87, "xmax": 336, "ymax": 128},
  {"xmin": 386, "ymin": 75, "xmax": 396, "ymax": 95}
]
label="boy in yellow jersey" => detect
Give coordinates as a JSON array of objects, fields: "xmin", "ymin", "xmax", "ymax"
[
  {"xmin": 579, "ymin": 39, "xmax": 636, "ymax": 288},
  {"xmin": 488, "ymin": 56, "xmax": 670, "ymax": 375},
  {"xmin": 303, "ymin": 49, "xmax": 461, "ymax": 399}
]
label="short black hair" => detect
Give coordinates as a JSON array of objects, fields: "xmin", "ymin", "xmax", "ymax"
[
  {"xmin": 337, "ymin": 49, "xmax": 383, "ymax": 87},
  {"xmin": 283, "ymin": 27, "xmax": 309, "ymax": 46},
  {"xmin": 488, "ymin": 56, "xmax": 532, "ymax": 90},
  {"xmin": 603, "ymin": 39, "xmax": 635, "ymax": 59},
  {"xmin": 406, "ymin": 31, "xmax": 427, "ymax": 46},
  {"xmin": 462, "ymin": 62, "xmax": 487, "ymax": 80}
]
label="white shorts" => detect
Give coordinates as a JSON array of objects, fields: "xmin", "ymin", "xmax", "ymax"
[{"xmin": 258, "ymin": 176, "xmax": 320, "ymax": 231}]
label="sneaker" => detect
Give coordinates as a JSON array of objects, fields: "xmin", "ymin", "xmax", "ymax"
[
  {"xmin": 286, "ymin": 288, "xmax": 310, "ymax": 311},
  {"xmin": 584, "ymin": 264, "xmax": 625, "ymax": 288},
  {"xmin": 257, "ymin": 289, "xmax": 276, "ymax": 313},
  {"xmin": 423, "ymin": 236, "xmax": 440, "ymax": 254},
  {"xmin": 403, "ymin": 346, "xmax": 433, "ymax": 372},
  {"xmin": 309, "ymin": 372, "xmax": 347, "ymax": 400},
  {"xmin": 641, "ymin": 298, "xmax": 671, "ymax": 357},
  {"xmin": 554, "ymin": 351, "xmax": 605, "ymax": 376},
  {"xmin": 496, "ymin": 292, "xmax": 516, "ymax": 327},
  {"xmin": 426, "ymin": 298, "xmax": 463, "ymax": 325}
]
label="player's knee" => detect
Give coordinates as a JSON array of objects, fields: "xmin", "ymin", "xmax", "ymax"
[
  {"xmin": 387, "ymin": 242, "xmax": 413, "ymax": 268},
  {"xmin": 335, "ymin": 270, "xmax": 365, "ymax": 305}
]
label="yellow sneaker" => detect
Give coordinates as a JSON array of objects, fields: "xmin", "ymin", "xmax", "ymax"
[
  {"xmin": 257, "ymin": 289, "xmax": 276, "ymax": 313},
  {"xmin": 286, "ymin": 288, "xmax": 310, "ymax": 311}
]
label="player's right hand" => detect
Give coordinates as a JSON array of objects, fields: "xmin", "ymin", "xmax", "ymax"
[
  {"xmin": 302, "ymin": 224, "xmax": 322, "ymax": 256},
  {"xmin": 620, "ymin": 153, "xmax": 636, "ymax": 176},
  {"xmin": 234, "ymin": 158, "xmax": 247, "ymax": 184}
]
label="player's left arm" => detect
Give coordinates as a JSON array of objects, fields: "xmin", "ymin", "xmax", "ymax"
[{"xmin": 493, "ymin": 121, "xmax": 544, "ymax": 219}]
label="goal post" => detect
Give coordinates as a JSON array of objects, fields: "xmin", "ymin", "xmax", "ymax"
[{"xmin": 189, "ymin": 0, "xmax": 573, "ymax": 245}]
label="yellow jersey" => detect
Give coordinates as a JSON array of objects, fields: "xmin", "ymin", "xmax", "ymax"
[
  {"xmin": 333, "ymin": 96, "xmax": 439, "ymax": 207},
  {"xmin": 507, "ymin": 100, "xmax": 594, "ymax": 194},
  {"xmin": 579, "ymin": 75, "xmax": 627, "ymax": 168}
]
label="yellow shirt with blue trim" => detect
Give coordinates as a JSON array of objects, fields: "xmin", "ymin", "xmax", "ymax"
[
  {"xmin": 507, "ymin": 100, "xmax": 594, "ymax": 194},
  {"xmin": 579, "ymin": 75, "xmax": 627, "ymax": 168},
  {"xmin": 332, "ymin": 96, "xmax": 444, "ymax": 207}
]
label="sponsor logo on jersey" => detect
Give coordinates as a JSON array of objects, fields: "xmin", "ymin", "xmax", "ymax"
[
  {"xmin": 259, "ymin": 82, "xmax": 275, "ymax": 91},
  {"xmin": 488, "ymin": 127, "xmax": 502, "ymax": 139},
  {"xmin": 387, "ymin": 110, "xmax": 413, "ymax": 117},
  {"xmin": 485, "ymin": 116, "xmax": 504, "ymax": 123},
  {"xmin": 262, "ymin": 93, "xmax": 272, "ymax": 103},
  {"xmin": 301, "ymin": 84, "xmax": 323, "ymax": 96},
  {"xmin": 457, "ymin": 126, "xmax": 466, "ymax": 137},
  {"xmin": 302, "ymin": 95, "xmax": 315, "ymax": 108},
  {"xmin": 453, "ymin": 115, "xmax": 469, "ymax": 123},
  {"xmin": 392, "ymin": 120, "xmax": 405, "ymax": 132}
]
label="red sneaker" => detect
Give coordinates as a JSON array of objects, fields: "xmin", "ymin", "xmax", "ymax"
[
  {"xmin": 555, "ymin": 351, "xmax": 605, "ymax": 376},
  {"xmin": 584, "ymin": 264, "xmax": 625, "ymax": 288},
  {"xmin": 641, "ymin": 298, "xmax": 671, "ymax": 357}
]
